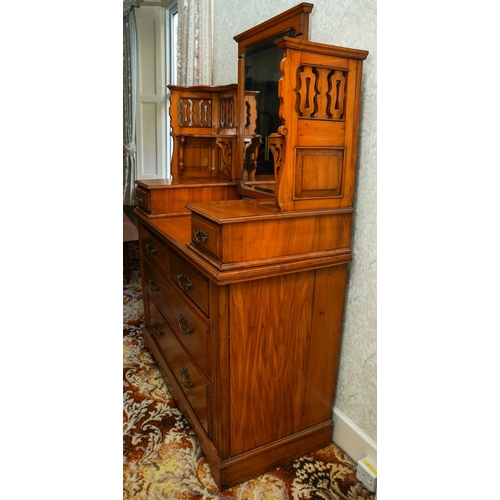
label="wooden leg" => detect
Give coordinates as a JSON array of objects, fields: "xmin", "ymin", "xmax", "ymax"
[{"xmin": 124, "ymin": 242, "xmax": 130, "ymax": 284}]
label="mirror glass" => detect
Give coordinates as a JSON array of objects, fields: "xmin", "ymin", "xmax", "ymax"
[{"xmin": 244, "ymin": 29, "xmax": 295, "ymax": 176}]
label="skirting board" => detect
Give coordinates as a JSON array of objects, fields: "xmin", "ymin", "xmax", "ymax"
[{"xmin": 332, "ymin": 406, "xmax": 377, "ymax": 464}]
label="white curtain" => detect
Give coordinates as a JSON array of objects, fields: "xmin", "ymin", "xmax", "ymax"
[
  {"xmin": 123, "ymin": 0, "xmax": 138, "ymax": 205},
  {"xmin": 177, "ymin": 0, "xmax": 212, "ymax": 86}
]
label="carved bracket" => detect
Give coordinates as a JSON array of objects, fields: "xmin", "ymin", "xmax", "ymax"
[
  {"xmin": 268, "ymin": 133, "xmax": 285, "ymax": 180},
  {"xmin": 243, "ymin": 136, "xmax": 262, "ymax": 182},
  {"xmin": 215, "ymin": 137, "xmax": 234, "ymax": 179},
  {"xmin": 178, "ymin": 135, "xmax": 186, "ymax": 176}
]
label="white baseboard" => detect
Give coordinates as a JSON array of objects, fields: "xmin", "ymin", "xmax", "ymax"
[{"xmin": 332, "ymin": 406, "xmax": 377, "ymax": 465}]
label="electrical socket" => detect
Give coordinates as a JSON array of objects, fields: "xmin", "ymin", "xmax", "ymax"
[{"xmin": 356, "ymin": 456, "xmax": 377, "ymax": 493}]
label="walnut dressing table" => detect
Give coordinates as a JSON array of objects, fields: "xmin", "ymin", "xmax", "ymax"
[{"xmin": 134, "ymin": 3, "xmax": 368, "ymax": 490}]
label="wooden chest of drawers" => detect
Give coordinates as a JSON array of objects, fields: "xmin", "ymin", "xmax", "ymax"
[
  {"xmin": 133, "ymin": 4, "xmax": 368, "ymax": 490},
  {"xmin": 136, "ymin": 210, "xmax": 350, "ymax": 490}
]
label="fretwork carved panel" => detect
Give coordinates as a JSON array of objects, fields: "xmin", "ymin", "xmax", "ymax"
[
  {"xmin": 219, "ymin": 98, "xmax": 235, "ymax": 129},
  {"xmin": 178, "ymin": 98, "xmax": 213, "ymax": 127},
  {"xmin": 296, "ymin": 66, "xmax": 346, "ymax": 120}
]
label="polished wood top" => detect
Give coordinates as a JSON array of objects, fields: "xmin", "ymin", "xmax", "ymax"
[
  {"xmin": 187, "ymin": 199, "xmax": 278, "ymax": 220},
  {"xmin": 123, "ymin": 212, "xmax": 138, "ymax": 243},
  {"xmin": 168, "ymin": 83, "xmax": 238, "ymax": 92},
  {"xmin": 136, "ymin": 178, "xmax": 237, "ymax": 190},
  {"xmin": 275, "ymin": 36, "xmax": 369, "ymax": 59},
  {"xmin": 142, "ymin": 214, "xmax": 192, "ymax": 247},
  {"xmin": 186, "ymin": 199, "xmax": 353, "ymax": 224}
]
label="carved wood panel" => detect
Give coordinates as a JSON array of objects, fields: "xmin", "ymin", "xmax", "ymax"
[
  {"xmin": 294, "ymin": 147, "xmax": 345, "ymax": 199},
  {"xmin": 296, "ymin": 66, "xmax": 346, "ymax": 120},
  {"xmin": 178, "ymin": 98, "xmax": 213, "ymax": 127}
]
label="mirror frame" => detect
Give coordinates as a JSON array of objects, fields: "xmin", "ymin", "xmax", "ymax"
[{"xmin": 233, "ymin": 3, "xmax": 313, "ymax": 186}]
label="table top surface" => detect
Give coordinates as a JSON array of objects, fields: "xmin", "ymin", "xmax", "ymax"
[{"xmin": 123, "ymin": 211, "xmax": 139, "ymax": 243}]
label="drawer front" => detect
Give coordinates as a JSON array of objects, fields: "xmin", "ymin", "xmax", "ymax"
[
  {"xmin": 148, "ymin": 297, "xmax": 210, "ymax": 434},
  {"xmin": 146, "ymin": 293, "xmax": 171, "ymax": 341},
  {"xmin": 140, "ymin": 225, "xmax": 168, "ymax": 268},
  {"xmin": 143, "ymin": 260, "xmax": 209, "ymax": 376},
  {"xmin": 191, "ymin": 215, "xmax": 222, "ymax": 260},
  {"xmin": 135, "ymin": 186, "xmax": 151, "ymax": 213},
  {"xmin": 169, "ymin": 250, "xmax": 210, "ymax": 317},
  {"xmin": 143, "ymin": 260, "xmax": 169, "ymax": 311}
]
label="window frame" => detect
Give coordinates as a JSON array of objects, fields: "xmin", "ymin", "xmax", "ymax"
[{"xmin": 164, "ymin": 1, "xmax": 178, "ymax": 178}]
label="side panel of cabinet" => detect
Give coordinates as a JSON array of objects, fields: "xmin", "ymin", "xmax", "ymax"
[{"xmin": 228, "ymin": 265, "xmax": 347, "ymax": 456}]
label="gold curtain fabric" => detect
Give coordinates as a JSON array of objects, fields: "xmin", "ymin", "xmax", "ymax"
[
  {"xmin": 178, "ymin": 0, "xmax": 212, "ymax": 86},
  {"xmin": 123, "ymin": 1, "xmax": 138, "ymax": 206}
]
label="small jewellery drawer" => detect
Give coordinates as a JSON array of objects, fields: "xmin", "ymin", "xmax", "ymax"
[
  {"xmin": 169, "ymin": 250, "xmax": 209, "ymax": 317},
  {"xmin": 143, "ymin": 261, "xmax": 209, "ymax": 376},
  {"xmin": 191, "ymin": 215, "xmax": 222, "ymax": 260},
  {"xmin": 135, "ymin": 185, "xmax": 150, "ymax": 213},
  {"xmin": 149, "ymin": 298, "xmax": 210, "ymax": 434},
  {"xmin": 140, "ymin": 225, "xmax": 167, "ymax": 267}
]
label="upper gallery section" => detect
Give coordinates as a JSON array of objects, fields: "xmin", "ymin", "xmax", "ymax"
[{"xmin": 166, "ymin": 2, "xmax": 368, "ymax": 213}]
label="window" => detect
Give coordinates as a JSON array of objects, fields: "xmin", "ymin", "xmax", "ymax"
[
  {"xmin": 166, "ymin": 2, "xmax": 178, "ymax": 86},
  {"xmin": 165, "ymin": 1, "xmax": 178, "ymax": 178}
]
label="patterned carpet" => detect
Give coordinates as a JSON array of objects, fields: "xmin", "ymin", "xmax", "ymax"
[{"xmin": 123, "ymin": 241, "xmax": 375, "ymax": 500}]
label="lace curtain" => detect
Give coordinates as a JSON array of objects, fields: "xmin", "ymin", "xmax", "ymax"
[
  {"xmin": 177, "ymin": 0, "xmax": 212, "ymax": 85},
  {"xmin": 123, "ymin": 0, "xmax": 138, "ymax": 206}
]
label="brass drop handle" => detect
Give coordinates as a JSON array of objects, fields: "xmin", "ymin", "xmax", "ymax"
[
  {"xmin": 177, "ymin": 314, "xmax": 193, "ymax": 335},
  {"xmin": 146, "ymin": 242, "xmax": 157, "ymax": 255},
  {"xmin": 148, "ymin": 277, "xmax": 161, "ymax": 292},
  {"xmin": 177, "ymin": 272, "xmax": 193, "ymax": 291},
  {"xmin": 152, "ymin": 320, "xmax": 164, "ymax": 336},
  {"xmin": 194, "ymin": 228, "xmax": 208, "ymax": 243},
  {"xmin": 136, "ymin": 195, "xmax": 143, "ymax": 205},
  {"xmin": 180, "ymin": 367, "xmax": 194, "ymax": 388}
]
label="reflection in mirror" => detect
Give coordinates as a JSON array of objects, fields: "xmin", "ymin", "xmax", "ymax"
[{"xmin": 244, "ymin": 29, "xmax": 295, "ymax": 177}]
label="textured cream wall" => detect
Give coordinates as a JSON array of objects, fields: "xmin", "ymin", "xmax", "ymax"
[{"xmin": 212, "ymin": 0, "xmax": 377, "ymax": 442}]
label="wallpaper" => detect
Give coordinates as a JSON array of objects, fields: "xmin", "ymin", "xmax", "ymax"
[{"xmin": 212, "ymin": 0, "xmax": 377, "ymax": 442}]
